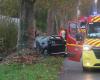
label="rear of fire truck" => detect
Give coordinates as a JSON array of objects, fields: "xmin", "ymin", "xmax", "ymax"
[
  {"xmin": 82, "ymin": 15, "xmax": 100, "ymax": 71},
  {"xmin": 59, "ymin": 20, "xmax": 84, "ymax": 62}
]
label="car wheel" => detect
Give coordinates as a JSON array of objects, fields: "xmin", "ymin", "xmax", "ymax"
[
  {"xmin": 43, "ymin": 49, "xmax": 49, "ymax": 57},
  {"xmin": 63, "ymin": 53, "xmax": 68, "ymax": 58}
]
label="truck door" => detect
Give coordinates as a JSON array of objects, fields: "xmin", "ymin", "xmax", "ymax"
[{"xmin": 67, "ymin": 22, "xmax": 82, "ymax": 62}]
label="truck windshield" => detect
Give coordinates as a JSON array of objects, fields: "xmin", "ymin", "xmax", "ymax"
[{"xmin": 88, "ymin": 22, "xmax": 100, "ymax": 38}]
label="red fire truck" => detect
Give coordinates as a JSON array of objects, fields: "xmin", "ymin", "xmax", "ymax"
[
  {"xmin": 60, "ymin": 15, "xmax": 100, "ymax": 70},
  {"xmin": 59, "ymin": 17, "xmax": 87, "ymax": 62}
]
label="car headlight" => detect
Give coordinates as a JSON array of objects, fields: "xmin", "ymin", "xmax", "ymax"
[{"xmin": 83, "ymin": 45, "xmax": 91, "ymax": 51}]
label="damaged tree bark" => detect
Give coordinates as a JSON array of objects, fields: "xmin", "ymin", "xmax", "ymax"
[{"xmin": 18, "ymin": 0, "xmax": 36, "ymax": 50}]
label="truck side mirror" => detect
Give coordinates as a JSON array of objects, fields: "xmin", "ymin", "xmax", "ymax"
[{"xmin": 75, "ymin": 33, "xmax": 83, "ymax": 41}]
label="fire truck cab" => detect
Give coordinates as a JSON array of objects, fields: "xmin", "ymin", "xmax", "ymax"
[{"xmin": 82, "ymin": 15, "xmax": 100, "ymax": 71}]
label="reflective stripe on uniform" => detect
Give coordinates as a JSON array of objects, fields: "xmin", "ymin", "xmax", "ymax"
[{"xmin": 67, "ymin": 43, "xmax": 82, "ymax": 47}]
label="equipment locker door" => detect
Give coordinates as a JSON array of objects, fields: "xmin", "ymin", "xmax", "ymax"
[{"xmin": 67, "ymin": 22, "xmax": 82, "ymax": 62}]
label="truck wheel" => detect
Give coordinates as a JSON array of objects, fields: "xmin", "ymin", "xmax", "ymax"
[
  {"xmin": 83, "ymin": 66, "xmax": 87, "ymax": 72},
  {"xmin": 82, "ymin": 66, "xmax": 91, "ymax": 72}
]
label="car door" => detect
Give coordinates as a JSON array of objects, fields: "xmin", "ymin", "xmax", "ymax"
[{"xmin": 49, "ymin": 36, "xmax": 66, "ymax": 53}]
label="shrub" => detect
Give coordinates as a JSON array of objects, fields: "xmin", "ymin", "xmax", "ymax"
[{"xmin": 0, "ymin": 19, "xmax": 18, "ymax": 57}]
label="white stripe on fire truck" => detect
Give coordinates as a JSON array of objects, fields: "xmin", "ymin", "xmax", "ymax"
[{"xmin": 67, "ymin": 44, "xmax": 82, "ymax": 47}]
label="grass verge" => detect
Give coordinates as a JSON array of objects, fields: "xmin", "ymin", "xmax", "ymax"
[{"xmin": 0, "ymin": 56, "xmax": 64, "ymax": 80}]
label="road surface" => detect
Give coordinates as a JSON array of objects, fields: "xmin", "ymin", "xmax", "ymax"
[{"xmin": 60, "ymin": 58, "xmax": 100, "ymax": 80}]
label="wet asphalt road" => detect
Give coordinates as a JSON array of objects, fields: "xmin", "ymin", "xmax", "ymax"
[{"xmin": 60, "ymin": 58, "xmax": 100, "ymax": 80}]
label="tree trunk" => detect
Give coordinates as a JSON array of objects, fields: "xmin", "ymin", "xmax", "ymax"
[
  {"xmin": 18, "ymin": 0, "xmax": 36, "ymax": 50},
  {"xmin": 47, "ymin": 9, "xmax": 58, "ymax": 35},
  {"xmin": 54, "ymin": 15, "xmax": 58, "ymax": 34},
  {"xmin": 47, "ymin": 9, "xmax": 53, "ymax": 35}
]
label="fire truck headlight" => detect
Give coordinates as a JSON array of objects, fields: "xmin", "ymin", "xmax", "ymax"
[{"xmin": 83, "ymin": 45, "xmax": 91, "ymax": 51}]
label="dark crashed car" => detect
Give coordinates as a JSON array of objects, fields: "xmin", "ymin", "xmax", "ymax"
[{"xmin": 36, "ymin": 35, "xmax": 66, "ymax": 56}]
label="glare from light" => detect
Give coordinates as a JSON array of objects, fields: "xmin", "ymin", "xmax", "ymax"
[
  {"xmin": 94, "ymin": 0, "xmax": 98, "ymax": 4},
  {"xmin": 93, "ymin": 11, "xmax": 97, "ymax": 15},
  {"xmin": 86, "ymin": 62, "xmax": 91, "ymax": 66},
  {"xmin": 84, "ymin": 74, "xmax": 93, "ymax": 80},
  {"xmin": 83, "ymin": 45, "xmax": 91, "ymax": 51}
]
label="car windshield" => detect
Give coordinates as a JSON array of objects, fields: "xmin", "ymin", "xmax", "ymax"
[
  {"xmin": 50, "ymin": 36, "xmax": 65, "ymax": 44},
  {"xmin": 87, "ymin": 22, "xmax": 100, "ymax": 38}
]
